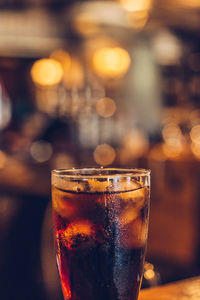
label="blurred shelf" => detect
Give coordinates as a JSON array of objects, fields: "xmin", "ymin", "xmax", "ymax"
[
  {"xmin": 0, "ymin": 1, "xmax": 200, "ymax": 58},
  {"xmin": 0, "ymin": 8, "xmax": 67, "ymax": 58}
]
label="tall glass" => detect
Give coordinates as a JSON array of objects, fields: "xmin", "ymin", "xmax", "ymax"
[{"xmin": 51, "ymin": 168, "xmax": 150, "ymax": 300}]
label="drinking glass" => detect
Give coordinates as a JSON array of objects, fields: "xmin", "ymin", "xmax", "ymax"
[{"xmin": 51, "ymin": 168, "xmax": 150, "ymax": 300}]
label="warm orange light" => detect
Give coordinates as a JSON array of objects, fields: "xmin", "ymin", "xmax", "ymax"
[
  {"xmin": 35, "ymin": 87, "xmax": 59, "ymax": 115},
  {"xmin": 190, "ymin": 124, "xmax": 200, "ymax": 159},
  {"xmin": 63, "ymin": 58, "xmax": 84, "ymax": 89},
  {"xmin": 162, "ymin": 123, "xmax": 185, "ymax": 158},
  {"xmin": 52, "ymin": 153, "xmax": 75, "ymax": 169},
  {"xmin": 50, "ymin": 49, "xmax": 71, "ymax": 73},
  {"xmin": 144, "ymin": 269, "xmax": 155, "ymax": 280},
  {"xmin": 162, "ymin": 123, "xmax": 182, "ymax": 141},
  {"xmin": 190, "ymin": 124, "xmax": 200, "ymax": 143},
  {"xmin": 152, "ymin": 30, "xmax": 181, "ymax": 66},
  {"xmin": 50, "ymin": 50, "xmax": 84, "ymax": 89},
  {"xmin": 123, "ymin": 129, "xmax": 149, "ymax": 158},
  {"xmin": 127, "ymin": 10, "xmax": 149, "ymax": 29},
  {"xmin": 177, "ymin": 0, "xmax": 200, "ymax": 7},
  {"xmin": 119, "ymin": 0, "xmax": 152, "ymax": 11},
  {"xmin": 73, "ymin": 12, "xmax": 99, "ymax": 35},
  {"xmin": 162, "ymin": 143, "xmax": 183, "ymax": 158},
  {"xmin": 191, "ymin": 142, "xmax": 200, "ymax": 159},
  {"xmin": 93, "ymin": 144, "xmax": 116, "ymax": 166},
  {"xmin": 93, "ymin": 47, "xmax": 130, "ymax": 79},
  {"xmin": 31, "ymin": 58, "xmax": 63, "ymax": 87},
  {"xmin": 96, "ymin": 97, "xmax": 117, "ymax": 118}
]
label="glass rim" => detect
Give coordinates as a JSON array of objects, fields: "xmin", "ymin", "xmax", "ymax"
[{"xmin": 51, "ymin": 167, "xmax": 150, "ymax": 179}]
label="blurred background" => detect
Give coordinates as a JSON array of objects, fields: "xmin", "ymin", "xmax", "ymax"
[{"xmin": 0, "ymin": 0, "xmax": 200, "ymax": 299}]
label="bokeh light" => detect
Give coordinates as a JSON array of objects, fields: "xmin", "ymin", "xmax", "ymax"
[
  {"xmin": 162, "ymin": 123, "xmax": 185, "ymax": 158},
  {"xmin": 124, "ymin": 129, "xmax": 149, "ymax": 157},
  {"xmin": 93, "ymin": 144, "xmax": 116, "ymax": 166},
  {"xmin": 190, "ymin": 124, "xmax": 200, "ymax": 144},
  {"xmin": 73, "ymin": 12, "xmax": 100, "ymax": 36},
  {"xmin": 144, "ymin": 269, "xmax": 155, "ymax": 280},
  {"xmin": 189, "ymin": 109, "xmax": 200, "ymax": 127},
  {"xmin": 127, "ymin": 10, "xmax": 149, "ymax": 29},
  {"xmin": 50, "ymin": 49, "xmax": 71, "ymax": 74},
  {"xmin": 63, "ymin": 58, "xmax": 84, "ymax": 89},
  {"xmin": 152, "ymin": 30, "xmax": 182, "ymax": 65},
  {"xmin": 191, "ymin": 142, "xmax": 200, "ymax": 160},
  {"xmin": 143, "ymin": 262, "xmax": 160, "ymax": 285},
  {"xmin": 31, "ymin": 58, "xmax": 63, "ymax": 87},
  {"xmin": 93, "ymin": 47, "xmax": 131, "ymax": 79},
  {"xmin": 96, "ymin": 97, "xmax": 117, "ymax": 118},
  {"xmin": 119, "ymin": 0, "xmax": 152, "ymax": 12},
  {"xmin": 162, "ymin": 122, "xmax": 182, "ymax": 141},
  {"xmin": 162, "ymin": 143, "xmax": 184, "ymax": 158},
  {"xmin": 52, "ymin": 153, "xmax": 75, "ymax": 169},
  {"xmin": 35, "ymin": 87, "xmax": 59, "ymax": 116},
  {"xmin": 30, "ymin": 140, "xmax": 53, "ymax": 163},
  {"xmin": 190, "ymin": 125, "xmax": 200, "ymax": 159},
  {"xmin": 118, "ymin": 128, "xmax": 149, "ymax": 164}
]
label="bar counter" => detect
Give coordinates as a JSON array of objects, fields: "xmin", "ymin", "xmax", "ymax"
[{"xmin": 139, "ymin": 277, "xmax": 200, "ymax": 300}]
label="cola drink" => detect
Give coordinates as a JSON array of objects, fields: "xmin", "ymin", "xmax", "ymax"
[{"xmin": 52, "ymin": 173, "xmax": 150, "ymax": 300}]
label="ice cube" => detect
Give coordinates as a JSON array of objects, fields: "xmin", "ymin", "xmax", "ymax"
[
  {"xmin": 116, "ymin": 179, "xmax": 141, "ymax": 192},
  {"xmin": 52, "ymin": 187, "xmax": 77, "ymax": 219},
  {"xmin": 119, "ymin": 217, "xmax": 148, "ymax": 248},
  {"xmin": 53, "ymin": 179, "xmax": 86, "ymax": 193},
  {"xmin": 118, "ymin": 206, "xmax": 140, "ymax": 227},
  {"xmin": 119, "ymin": 185, "xmax": 146, "ymax": 209},
  {"xmin": 88, "ymin": 179, "xmax": 110, "ymax": 192},
  {"xmin": 58, "ymin": 220, "xmax": 96, "ymax": 250},
  {"xmin": 131, "ymin": 217, "xmax": 148, "ymax": 247},
  {"xmin": 53, "ymin": 186, "xmax": 101, "ymax": 220}
]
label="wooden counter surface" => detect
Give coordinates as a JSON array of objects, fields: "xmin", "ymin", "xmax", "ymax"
[{"xmin": 139, "ymin": 277, "xmax": 200, "ymax": 300}]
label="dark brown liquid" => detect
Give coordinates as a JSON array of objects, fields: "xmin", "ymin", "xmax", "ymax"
[{"xmin": 52, "ymin": 186, "xmax": 149, "ymax": 300}]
